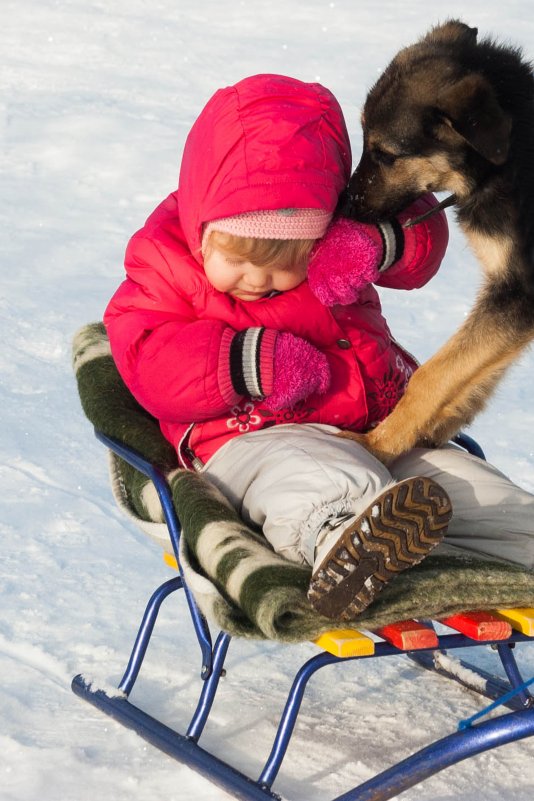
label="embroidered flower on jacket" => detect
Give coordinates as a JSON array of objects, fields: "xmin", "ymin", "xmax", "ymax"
[
  {"xmin": 257, "ymin": 402, "xmax": 316, "ymax": 426},
  {"xmin": 227, "ymin": 402, "xmax": 262, "ymax": 433},
  {"xmin": 227, "ymin": 401, "xmax": 316, "ymax": 433},
  {"xmin": 366, "ymin": 365, "xmax": 412, "ymax": 425}
]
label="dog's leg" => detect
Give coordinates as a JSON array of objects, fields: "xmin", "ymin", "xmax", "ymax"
[
  {"xmin": 340, "ymin": 291, "xmax": 533, "ymax": 463},
  {"xmin": 418, "ymin": 359, "xmax": 512, "ymax": 446}
]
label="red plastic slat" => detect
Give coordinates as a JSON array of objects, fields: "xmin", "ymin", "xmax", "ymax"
[
  {"xmin": 441, "ymin": 611, "xmax": 512, "ymax": 641},
  {"xmin": 376, "ymin": 620, "xmax": 439, "ymax": 651}
]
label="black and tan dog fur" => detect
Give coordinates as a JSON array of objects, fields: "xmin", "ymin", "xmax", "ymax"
[{"xmin": 340, "ymin": 19, "xmax": 534, "ymax": 463}]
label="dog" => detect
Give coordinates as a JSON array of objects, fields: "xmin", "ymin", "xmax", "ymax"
[{"xmin": 339, "ymin": 19, "xmax": 534, "ymax": 464}]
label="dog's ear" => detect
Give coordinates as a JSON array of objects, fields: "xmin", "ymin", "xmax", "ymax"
[
  {"xmin": 424, "ymin": 20, "xmax": 478, "ymax": 46},
  {"xmin": 437, "ymin": 74, "xmax": 511, "ymax": 165}
]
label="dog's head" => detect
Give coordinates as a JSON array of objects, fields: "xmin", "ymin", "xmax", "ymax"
[{"xmin": 345, "ymin": 21, "xmax": 512, "ymax": 221}]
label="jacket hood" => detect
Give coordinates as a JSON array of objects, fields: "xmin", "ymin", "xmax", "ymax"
[{"xmin": 177, "ymin": 74, "xmax": 352, "ymax": 260}]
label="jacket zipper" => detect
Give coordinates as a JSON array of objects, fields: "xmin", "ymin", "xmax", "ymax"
[{"xmin": 184, "ymin": 446, "xmax": 205, "ymax": 472}]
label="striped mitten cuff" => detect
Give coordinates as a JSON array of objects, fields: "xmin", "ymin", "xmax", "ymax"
[
  {"xmin": 227, "ymin": 327, "xmax": 278, "ymax": 400},
  {"xmin": 374, "ymin": 218, "xmax": 404, "ymax": 272}
]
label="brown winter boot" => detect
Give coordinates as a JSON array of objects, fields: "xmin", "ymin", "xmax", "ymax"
[{"xmin": 307, "ymin": 476, "xmax": 452, "ymax": 620}]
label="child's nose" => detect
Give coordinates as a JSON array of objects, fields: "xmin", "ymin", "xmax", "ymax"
[{"xmin": 246, "ymin": 268, "xmax": 269, "ymax": 290}]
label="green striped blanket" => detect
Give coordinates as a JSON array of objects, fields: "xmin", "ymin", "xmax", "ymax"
[{"xmin": 73, "ymin": 323, "xmax": 534, "ymax": 642}]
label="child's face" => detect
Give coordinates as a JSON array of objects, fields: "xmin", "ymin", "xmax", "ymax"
[{"xmin": 203, "ymin": 246, "xmax": 308, "ymax": 301}]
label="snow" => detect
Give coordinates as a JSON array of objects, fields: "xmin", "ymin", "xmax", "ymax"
[
  {"xmin": 2, "ymin": 1, "xmax": 534, "ymax": 799},
  {"xmin": 433, "ymin": 652, "xmax": 488, "ymax": 694}
]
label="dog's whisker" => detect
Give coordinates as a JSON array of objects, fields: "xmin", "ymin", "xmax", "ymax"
[{"xmin": 402, "ymin": 194, "xmax": 457, "ymax": 228}]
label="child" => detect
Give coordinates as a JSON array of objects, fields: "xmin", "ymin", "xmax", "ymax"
[{"xmin": 105, "ymin": 74, "xmax": 534, "ymax": 620}]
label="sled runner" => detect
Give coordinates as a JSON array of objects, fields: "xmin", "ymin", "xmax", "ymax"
[{"xmin": 72, "ymin": 323, "xmax": 534, "ymax": 801}]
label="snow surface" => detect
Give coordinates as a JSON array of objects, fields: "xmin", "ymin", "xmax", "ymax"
[{"xmin": 3, "ymin": 1, "xmax": 534, "ymax": 799}]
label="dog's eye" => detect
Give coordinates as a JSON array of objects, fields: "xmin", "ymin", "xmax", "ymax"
[{"xmin": 371, "ymin": 148, "xmax": 398, "ymax": 166}]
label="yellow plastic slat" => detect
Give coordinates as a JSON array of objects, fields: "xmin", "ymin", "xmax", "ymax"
[
  {"xmin": 313, "ymin": 628, "xmax": 375, "ymax": 658},
  {"xmin": 163, "ymin": 552, "xmax": 179, "ymax": 571},
  {"xmin": 494, "ymin": 608, "xmax": 534, "ymax": 636}
]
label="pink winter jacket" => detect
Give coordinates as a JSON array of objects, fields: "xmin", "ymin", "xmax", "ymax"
[{"xmin": 104, "ymin": 74, "xmax": 448, "ymax": 468}]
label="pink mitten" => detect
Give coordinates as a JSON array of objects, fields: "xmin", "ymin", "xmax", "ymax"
[
  {"xmin": 266, "ymin": 332, "xmax": 330, "ymax": 410},
  {"xmin": 307, "ymin": 216, "xmax": 403, "ymax": 306},
  {"xmin": 223, "ymin": 328, "xmax": 330, "ymax": 411}
]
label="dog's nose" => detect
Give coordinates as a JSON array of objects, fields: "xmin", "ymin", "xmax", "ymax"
[
  {"xmin": 338, "ymin": 184, "xmax": 368, "ymax": 219},
  {"xmin": 336, "ymin": 189, "xmax": 356, "ymax": 217}
]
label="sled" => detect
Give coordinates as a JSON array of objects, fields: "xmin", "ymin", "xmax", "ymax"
[{"xmin": 72, "ymin": 426, "xmax": 534, "ymax": 801}]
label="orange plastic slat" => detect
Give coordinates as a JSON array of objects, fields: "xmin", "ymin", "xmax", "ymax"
[
  {"xmin": 441, "ymin": 611, "xmax": 512, "ymax": 641},
  {"xmin": 376, "ymin": 620, "xmax": 439, "ymax": 651}
]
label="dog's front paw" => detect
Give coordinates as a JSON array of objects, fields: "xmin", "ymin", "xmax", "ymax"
[
  {"xmin": 336, "ymin": 429, "xmax": 369, "ymax": 447},
  {"xmin": 336, "ymin": 429, "xmax": 398, "ymax": 464}
]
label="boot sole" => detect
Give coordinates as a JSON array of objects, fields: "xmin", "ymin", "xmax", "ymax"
[{"xmin": 307, "ymin": 477, "xmax": 452, "ymax": 620}]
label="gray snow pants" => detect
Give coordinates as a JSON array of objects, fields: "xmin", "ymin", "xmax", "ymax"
[{"xmin": 201, "ymin": 423, "xmax": 534, "ymax": 569}]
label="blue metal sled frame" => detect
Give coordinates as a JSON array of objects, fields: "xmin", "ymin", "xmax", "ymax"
[{"xmin": 72, "ymin": 430, "xmax": 534, "ymax": 801}]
